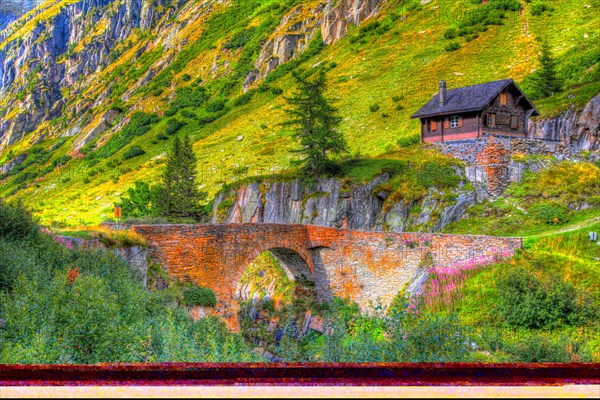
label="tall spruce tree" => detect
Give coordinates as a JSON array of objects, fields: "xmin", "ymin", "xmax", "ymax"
[
  {"xmin": 534, "ymin": 38, "xmax": 562, "ymax": 98},
  {"xmin": 282, "ymin": 69, "xmax": 346, "ymax": 175},
  {"xmin": 155, "ymin": 135, "xmax": 206, "ymax": 220}
]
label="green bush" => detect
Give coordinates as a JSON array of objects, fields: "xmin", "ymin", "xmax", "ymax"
[
  {"xmin": 0, "ymin": 200, "xmax": 37, "ymax": 241},
  {"xmin": 222, "ymin": 27, "xmax": 257, "ymax": 49},
  {"xmin": 530, "ymin": 201, "xmax": 570, "ymax": 224},
  {"xmin": 396, "ymin": 135, "xmax": 420, "ymax": 148},
  {"xmin": 165, "ymin": 118, "xmax": 186, "ymax": 135},
  {"xmin": 206, "ymin": 99, "xmax": 226, "ymax": 113},
  {"xmin": 52, "ymin": 155, "xmax": 72, "ymax": 168},
  {"xmin": 445, "ymin": 42, "xmax": 461, "ymax": 52},
  {"xmin": 180, "ymin": 109, "xmax": 197, "ymax": 120},
  {"xmin": 0, "ymin": 213, "xmax": 256, "ymax": 364},
  {"xmin": 496, "ymin": 266, "xmax": 583, "ymax": 329},
  {"xmin": 122, "ymin": 146, "xmax": 146, "ymax": 160},
  {"xmin": 233, "ymin": 90, "xmax": 255, "ymax": 107},
  {"xmin": 530, "ymin": 1, "xmax": 553, "ymax": 16},
  {"xmin": 369, "ymin": 103, "xmax": 380, "ymax": 112},
  {"xmin": 171, "ymin": 87, "xmax": 208, "ymax": 111},
  {"xmin": 182, "ymin": 286, "xmax": 217, "ymax": 307}
]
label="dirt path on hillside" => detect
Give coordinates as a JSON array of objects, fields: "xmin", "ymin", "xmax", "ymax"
[{"xmin": 525, "ymin": 216, "xmax": 600, "ymax": 239}]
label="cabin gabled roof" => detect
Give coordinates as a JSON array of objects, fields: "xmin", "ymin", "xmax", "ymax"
[{"xmin": 410, "ymin": 78, "xmax": 540, "ymax": 119}]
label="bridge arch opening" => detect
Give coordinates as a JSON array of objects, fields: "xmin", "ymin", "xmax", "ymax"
[
  {"xmin": 234, "ymin": 249, "xmax": 319, "ymax": 351},
  {"xmin": 234, "ymin": 248, "xmax": 315, "ymax": 303}
]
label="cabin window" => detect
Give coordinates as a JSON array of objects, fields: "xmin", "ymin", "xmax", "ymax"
[
  {"xmin": 450, "ymin": 116, "xmax": 460, "ymax": 128},
  {"xmin": 510, "ymin": 115, "xmax": 519, "ymax": 130},
  {"xmin": 500, "ymin": 93, "xmax": 507, "ymax": 106},
  {"xmin": 431, "ymin": 120, "xmax": 437, "ymax": 131},
  {"xmin": 487, "ymin": 113, "xmax": 496, "ymax": 127}
]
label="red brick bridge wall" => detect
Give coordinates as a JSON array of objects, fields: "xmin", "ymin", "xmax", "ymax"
[{"xmin": 132, "ymin": 224, "xmax": 522, "ymax": 330}]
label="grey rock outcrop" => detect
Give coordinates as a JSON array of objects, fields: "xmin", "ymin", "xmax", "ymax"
[
  {"xmin": 244, "ymin": 0, "xmax": 386, "ymax": 90},
  {"xmin": 528, "ymin": 93, "xmax": 600, "ymax": 152},
  {"xmin": 243, "ymin": 1, "xmax": 328, "ymax": 90},
  {"xmin": 0, "ymin": 0, "xmax": 170, "ymax": 151},
  {"xmin": 321, "ymin": 0, "xmax": 385, "ymax": 45},
  {"xmin": 0, "ymin": 152, "xmax": 26, "ymax": 174},
  {"xmin": 212, "ymin": 173, "xmax": 475, "ymax": 233}
]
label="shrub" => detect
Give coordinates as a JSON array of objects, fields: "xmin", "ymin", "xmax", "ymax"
[
  {"xmin": 444, "ymin": 28, "xmax": 458, "ymax": 40},
  {"xmin": 171, "ymin": 87, "xmax": 208, "ymax": 110},
  {"xmin": 206, "ymin": 99, "xmax": 226, "ymax": 113},
  {"xmin": 530, "ymin": 1, "xmax": 553, "ymax": 16},
  {"xmin": 0, "ymin": 200, "xmax": 37, "ymax": 240},
  {"xmin": 180, "ymin": 109, "xmax": 197, "ymax": 120},
  {"xmin": 181, "ymin": 286, "xmax": 217, "ymax": 307},
  {"xmin": 122, "ymin": 146, "xmax": 146, "ymax": 160},
  {"xmin": 165, "ymin": 118, "xmax": 186, "ymax": 135},
  {"xmin": 181, "ymin": 73, "xmax": 192, "ymax": 82},
  {"xmin": 52, "ymin": 155, "xmax": 72, "ymax": 168},
  {"xmin": 222, "ymin": 27, "xmax": 257, "ymax": 49},
  {"xmin": 369, "ymin": 103, "xmax": 380, "ymax": 112},
  {"xmin": 530, "ymin": 201, "xmax": 570, "ymax": 224},
  {"xmin": 396, "ymin": 135, "xmax": 420, "ymax": 148},
  {"xmin": 416, "ymin": 162, "xmax": 461, "ymax": 188},
  {"xmin": 233, "ymin": 90, "xmax": 255, "ymax": 107},
  {"xmin": 496, "ymin": 266, "xmax": 582, "ymax": 329},
  {"xmin": 445, "ymin": 42, "xmax": 461, "ymax": 52},
  {"xmin": 89, "ymin": 112, "xmax": 158, "ymax": 160}
]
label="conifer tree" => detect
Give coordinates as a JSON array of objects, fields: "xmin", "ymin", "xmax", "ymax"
[
  {"xmin": 154, "ymin": 135, "xmax": 206, "ymax": 220},
  {"xmin": 534, "ymin": 38, "xmax": 562, "ymax": 98},
  {"xmin": 282, "ymin": 69, "xmax": 346, "ymax": 175}
]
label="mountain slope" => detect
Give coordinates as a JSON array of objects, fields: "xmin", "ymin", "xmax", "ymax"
[{"xmin": 0, "ymin": 0, "xmax": 598, "ymax": 225}]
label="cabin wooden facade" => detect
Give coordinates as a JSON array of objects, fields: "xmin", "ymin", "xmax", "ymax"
[{"xmin": 411, "ymin": 79, "xmax": 539, "ymax": 143}]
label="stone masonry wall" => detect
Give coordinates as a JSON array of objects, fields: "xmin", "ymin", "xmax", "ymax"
[
  {"xmin": 435, "ymin": 133, "xmax": 592, "ymax": 200},
  {"xmin": 133, "ymin": 224, "xmax": 522, "ymax": 330},
  {"xmin": 435, "ymin": 135, "xmax": 512, "ymax": 199}
]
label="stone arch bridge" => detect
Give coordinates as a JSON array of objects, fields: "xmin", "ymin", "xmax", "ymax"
[{"xmin": 132, "ymin": 224, "xmax": 522, "ymax": 330}]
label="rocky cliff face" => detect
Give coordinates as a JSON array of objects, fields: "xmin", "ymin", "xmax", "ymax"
[
  {"xmin": 528, "ymin": 93, "xmax": 600, "ymax": 152},
  {"xmin": 0, "ymin": 1, "xmax": 41, "ymax": 32},
  {"xmin": 321, "ymin": 0, "xmax": 385, "ymax": 44},
  {"xmin": 0, "ymin": 0, "xmax": 386, "ymax": 152},
  {"xmin": 0, "ymin": 0, "xmax": 173, "ymax": 150},
  {"xmin": 211, "ymin": 173, "xmax": 476, "ymax": 233},
  {"xmin": 244, "ymin": 0, "xmax": 385, "ymax": 89}
]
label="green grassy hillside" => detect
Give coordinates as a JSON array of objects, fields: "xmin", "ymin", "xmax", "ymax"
[{"xmin": 0, "ymin": 0, "xmax": 598, "ymax": 226}]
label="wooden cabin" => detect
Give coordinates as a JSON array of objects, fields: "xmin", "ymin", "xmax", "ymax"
[{"xmin": 411, "ymin": 79, "xmax": 539, "ymax": 143}]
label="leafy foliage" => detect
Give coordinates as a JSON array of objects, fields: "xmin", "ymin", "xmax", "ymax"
[
  {"xmin": 182, "ymin": 286, "xmax": 217, "ymax": 307},
  {"xmin": 0, "ymin": 199, "xmax": 37, "ymax": 241},
  {"xmin": 118, "ymin": 181, "xmax": 157, "ymax": 218},
  {"xmin": 496, "ymin": 266, "xmax": 585, "ymax": 329},
  {"xmin": 0, "ymin": 209, "xmax": 257, "ymax": 364},
  {"xmin": 223, "ymin": 27, "xmax": 257, "ymax": 50},
  {"xmin": 122, "ymin": 145, "xmax": 146, "ymax": 160}
]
